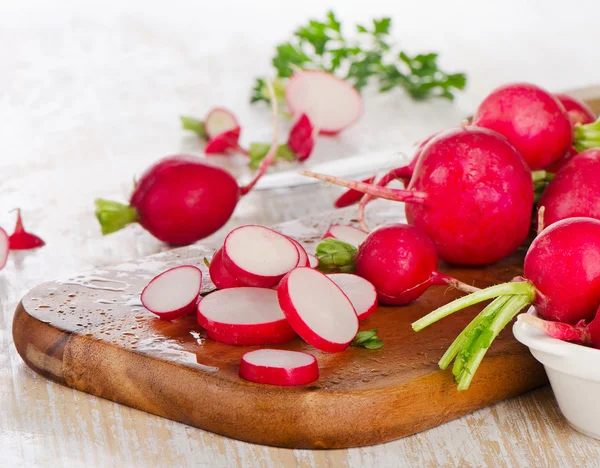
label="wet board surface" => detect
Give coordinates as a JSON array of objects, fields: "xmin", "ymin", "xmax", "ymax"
[{"xmin": 12, "ymin": 205, "xmax": 548, "ymax": 449}]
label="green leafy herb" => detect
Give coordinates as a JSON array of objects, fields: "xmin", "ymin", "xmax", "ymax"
[
  {"xmin": 315, "ymin": 238, "xmax": 356, "ymax": 272},
  {"xmin": 180, "ymin": 116, "xmax": 206, "ymax": 139},
  {"xmin": 248, "ymin": 143, "xmax": 297, "ymax": 170},
  {"xmin": 351, "ymin": 329, "xmax": 384, "ymax": 349},
  {"xmin": 252, "ymin": 11, "xmax": 466, "ymax": 105}
]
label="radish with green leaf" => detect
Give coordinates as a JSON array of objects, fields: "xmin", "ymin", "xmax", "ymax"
[{"xmin": 239, "ymin": 349, "xmax": 319, "ymax": 386}]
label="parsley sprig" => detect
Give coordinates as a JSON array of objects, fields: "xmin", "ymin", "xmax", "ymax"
[{"xmin": 252, "ymin": 11, "xmax": 466, "ymax": 105}]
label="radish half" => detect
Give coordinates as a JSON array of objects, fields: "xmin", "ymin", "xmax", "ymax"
[
  {"xmin": 204, "ymin": 107, "xmax": 240, "ymax": 140},
  {"xmin": 141, "ymin": 265, "xmax": 202, "ymax": 320},
  {"xmin": 0, "ymin": 228, "xmax": 9, "ymax": 270},
  {"xmin": 323, "ymin": 224, "xmax": 368, "ymax": 247},
  {"xmin": 239, "ymin": 349, "xmax": 319, "ymax": 386},
  {"xmin": 277, "ymin": 267, "xmax": 359, "ymax": 352},
  {"xmin": 222, "ymin": 225, "xmax": 299, "ymax": 287},
  {"xmin": 285, "ymin": 70, "xmax": 363, "ymax": 135},
  {"xmin": 197, "ymin": 287, "xmax": 296, "ymax": 345},
  {"xmin": 307, "ymin": 254, "xmax": 319, "ymax": 269},
  {"xmin": 327, "ymin": 274, "xmax": 378, "ymax": 321},
  {"xmin": 208, "ymin": 248, "xmax": 245, "ymax": 290},
  {"xmin": 288, "ymin": 237, "xmax": 309, "ymax": 267}
]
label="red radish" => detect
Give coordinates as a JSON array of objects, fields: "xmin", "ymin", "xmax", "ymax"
[
  {"xmin": 323, "ymin": 224, "xmax": 368, "ymax": 248},
  {"xmin": 204, "ymin": 128, "xmax": 242, "ymax": 155},
  {"xmin": 209, "ymin": 248, "xmax": 245, "ymax": 289},
  {"xmin": 354, "ymin": 224, "xmax": 478, "ymax": 306},
  {"xmin": 307, "ymin": 254, "xmax": 319, "ymax": 269},
  {"xmin": 538, "ymin": 149, "xmax": 600, "ymax": 226},
  {"xmin": 545, "ymin": 146, "xmax": 577, "ymax": 174},
  {"xmin": 285, "ymin": 70, "xmax": 363, "ymax": 135},
  {"xmin": 95, "ymin": 83, "xmax": 280, "ymax": 245},
  {"xmin": 141, "ymin": 265, "xmax": 202, "ymax": 320},
  {"xmin": 412, "ymin": 217, "xmax": 600, "ymax": 389},
  {"xmin": 287, "ymin": 114, "xmax": 316, "ymax": 161},
  {"xmin": 239, "ymin": 349, "xmax": 319, "ymax": 386},
  {"xmin": 303, "ymin": 126, "xmax": 534, "ymax": 265},
  {"xmin": 555, "ymin": 93, "xmax": 596, "ymax": 126},
  {"xmin": 327, "ymin": 274, "xmax": 378, "ymax": 321},
  {"xmin": 334, "ymin": 176, "xmax": 375, "ymax": 208},
  {"xmin": 472, "ymin": 83, "xmax": 572, "ymax": 170},
  {"xmin": 277, "ymin": 267, "xmax": 358, "ymax": 352},
  {"xmin": 204, "ymin": 107, "xmax": 239, "ymax": 140},
  {"xmin": 222, "ymin": 225, "xmax": 299, "ymax": 287},
  {"xmin": 288, "ymin": 237, "xmax": 309, "ymax": 267},
  {"xmin": 8, "ymin": 209, "xmax": 45, "ymax": 250},
  {"xmin": 0, "ymin": 228, "xmax": 9, "ymax": 270},
  {"xmin": 197, "ymin": 287, "xmax": 296, "ymax": 346}
]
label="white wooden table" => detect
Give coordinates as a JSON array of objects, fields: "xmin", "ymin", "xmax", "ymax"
[{"xmin": 2, "ymin": 1, "xmax": 600, "ymax": 466}]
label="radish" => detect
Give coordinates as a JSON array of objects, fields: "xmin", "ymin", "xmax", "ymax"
[
  {"xmin": 197, "ymin": 287, "xmax": 296, "ymax": 346},
  {"xmin": 538, "ymin": 149, "xmax": 600, "ymax": 226},
  {"xmin": 204, "ymin": 128, "xmax": 242, "ymax": 155},
  {"xmin": 334, "ymin": 176, "xmax": 375, "ymax": 208},
  {"xmin": 327, "ymin": 273, "xmax": 378, "ymax": 321},
  {"xmin": 8, "ymin": 209, "xmax": 45, "ymax": 250},
  {"xmin": 555, "ymin": 93, "xmax": 596, "ymax": 126},
  {"xmin": 473, "ymin": 83, "xmax": 572, "ymax": 170},
  {"xmin": 285, "ymin": 70, "xmax": 363, "ymax": 135},
  {"xmin": 181, "ymin": 108, "xmax": 245, "ymax": 155},
  {"xmin": 222, "ymin": 225, "xmax": 299, "ymax": 287},
  {"xmin": 323, "ymin": 224, "xmax": 368, "ymax": 248},
  {"xmin": 307, "ymin": 254, "xmax": 319, "ymax": 269},
  {"xmin": 0, "ymin": 228, "xmax": 9, "ymax": 270},
  {"xmin": 354, "ymin": 224, "xmax": 478, "ymax": 305},
  {"xmin": 412, "ymin": 217, "xmax": 600, "ymax": 390},
  {"xmin": 239, "ymin": 349, "xmax": 319, "ymax": 386},
  {"xmin": 204, "ymin": 107, "xmax": 240, "ymax": 140},
  {"xmin": 208, "ymin": 248, "xmax": 245, "ymax": 289},
  {"xmin": 288, "ymin": 237, "xmax": 309, "ymax": 267},
  {"xmin": 95, "ymin": 83, "xmax": 280, "ymax": 245},
  {"xmin": 277, "ymin": 267, "xmax": 359, "ymax": 352},
  {"xmin": 287, "ymin": 114, "xmax": 316, "ymax": 161},
  {"xmin": 303, "ymin": 126, "xmax": 534, "ymax": 265},
  {"xmin": 141, "ymin": 265, "xmax": 202, "ymax": 320}
]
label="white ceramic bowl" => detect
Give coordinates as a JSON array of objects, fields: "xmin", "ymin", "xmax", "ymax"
[{"xmin": 513, "ymin": 307, "xmax": 600, "ymax": 439}]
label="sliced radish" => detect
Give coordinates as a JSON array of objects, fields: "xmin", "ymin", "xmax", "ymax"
[
  {"xmin": 0, "ymin": 228, "xmax": 9, "ymax": 270},
  {"xmin": 287, "ymin": 114, "xmax": 315, "ymax": 161},
  {"xmin": 197, "ymin": 287, "xmax": 296, "ymax": 345},
  {"xmin": 334, "ymin": 176, "xmax": 375, "ymax": 208},
  {"xmin": 277, "ymin": 267, "xmax": 358, "ymax": 352},
  {"xmin": 222, "ymin": 225, "xmax": 299, "ymax": 287},
  {"xmin": 307, "ymin": 254, "xmax": 319, "ymax": 269},
  {"xmin": 204, "ymin": 107, "xmax": 240, "ymax": 140},
  {"xmin": 285, "ymin": 70, "xmax": 363, "ymax": 135},
  {"xmin": 141, "ymin": 265, "xmax": 202, "ymax": 320},
  {"xmin": 204, "ymin": 127, "xmax": 241, "ymax": 154},
  {"xmin": 327, "ymin": 274, "xmax": 378, "ymax": 321},
  {"xmin": 323, "ymin": 224, "xmax": 368, "ymax": 247},
  {"xmin": 209, "ymin": 248, "xmax": 245, "ymax": 290},
  {"xmin": 288, "ymin": 237, "xmax": 309, "ymax": 267},
  {"xmin": 239, "ymin": 349, "xmax": 319, "ymax": 386}
]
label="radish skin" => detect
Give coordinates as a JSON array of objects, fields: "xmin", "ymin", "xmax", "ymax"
[
  {"xmin": 0, "ymin": 228, "xmax": 9, "ymax": 270},
  {"xmin": 555, "ymin": 94, "xmax": 596, "ymax": 126},
  {"xmin": 334, "ymin": 176, "xmax": 375, "ymax": 209},
  {"xmin": 288, "ymin": 114, "xmax": 316, "ymax": 161},
  {"xmin": 204, "ymin": 127, "xmax": 242, "ymax": 154},
  {"xmin": 8, "ymin": 209, "xmax": 45, "ymax": 250},
  {"xmin": 327, "ymin": 274, "xmax": 378, "ymax": 321},
  {"xmin": 288, "ymin": 237, "xmax": 309, "ymax": 267},
  {"xmin": 323, "ymin": 224, "xmax": 368, "ymax": 248},
  {"xmin": 239, "ymin": 349, "xmax": 319, "ymax": 386},
  {"xmin": 209, "ymin": 248, "xmax": 245, "ymax": 290},
  {"xmin": 197, "ymin": 287, "xmax": 296, "ymax": 346},
  {"xmin": 141, "ymin": 265, "xmax": 202, "ymax": 321}
]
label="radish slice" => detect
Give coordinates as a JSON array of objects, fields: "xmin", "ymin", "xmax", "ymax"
[
  {"xmin": 0, "ymin": 228, "xmax": 9, "ymax": 270},
  {"xmin": 307, "ymin": 254, "xmax": 319, "ymax": 269},
  {"xmin": 223, "ymin": 225, "xmax": 299, "ymax": 287},
  {"xmin": 285, "ymin": 70, "xmax": 363, "ymax": 135},
  {"xmin": 209, "ymin": 248, "xmax": 245, "ymax": 290},
  {"xmin": 323, "ymin": 224, "xmax": 368, "ymax": 247},
  {"xmin": 204, "ymin": 127, "xmax": 241, "ymax": 154},
  {"xmin": 327, "ymin": 274, "xmax": 378, "ymax": 321},
  {"xmin": 277, "ymin": 267, "xmax": 358, "ymax": 352},
  {"xmin": 204, "ymin": 107, "xmax": 239, "ymax": 140},
  {"xmin": 288, "ymin": 237, "xmax": 309, "ymax": 267},
  {"xmin": 141, "ymin": 265, "xmax": 202, "ymax": 320},
  {"xmin": 239, "ymin": 349, "xmax": 319, "ymax": 386},
  {"xmin": 197, "ymin": 287, "xmax": 296, "ymax": 346}
]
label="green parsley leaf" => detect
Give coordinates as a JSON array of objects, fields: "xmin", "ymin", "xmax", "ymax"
[
  {"xmin": 248, "ymin": 142, "xmax": 297, "ymax": 170},
  {"xmin": 180, "ymin": 116, "xmax": 206, "ymax": 139},
  {"xmin": 351, "ymin": 329, "xmax": 384, "ymax": 349}
]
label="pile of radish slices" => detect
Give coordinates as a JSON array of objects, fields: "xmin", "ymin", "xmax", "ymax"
[{"xmin": 141, "ymin": 224, "xmax": 379, "ymax": 386}]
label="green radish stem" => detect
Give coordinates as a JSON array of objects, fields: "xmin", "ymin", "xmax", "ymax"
[
  {"xmin": 430, "ymin": 272, "xmax": 480, "ymax": 294},
  {"xmin": 95, "ymin": 199, "xmax": 139, "ymax": 234},
  {"xmin": 574, "ymin": 118, "xmax": 600, "ymax": 152}
]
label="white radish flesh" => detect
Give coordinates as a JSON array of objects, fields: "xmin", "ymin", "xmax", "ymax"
[
  {"xmin": 0, "ymin": 228, "xmax": 8, "ymax": 270},
  {"xmin": 307, "ymin": 254, "xmax": 319, "ymax": 269},
  {"xmin": 197, "ymin": 287, "xmax": 296, "ymax": 345},
  {"xmin": 285, "ymin": 71, "xmax": 363, "ymax": 135},
  {"xmin": 327, "ymin": 274, "xmax": 378, "ymax": 321},
  {"xmin": 223, "ymin": 225, "xmax": 299, "ymax": 287},
  {"xmin": 323, "ymin": 224, "xmax": 368, "ymax": 247},
  {"xmin": 277, "ymin": 267, "xmax": 358, "ymax": 352},
  {"xmin": 141, "ymin": 265, "xmax": 202, "ymax": 321},
  {"xmin": 204, "ymin": 107, "xmax": 239, "ymax": 140},
  {"xmin": 289, "ymin": 237, "xmax": 309, "ymax": 266},
  {"xmin": 239, "ymin": 349, "xmax": 319, "ymax": 386}
]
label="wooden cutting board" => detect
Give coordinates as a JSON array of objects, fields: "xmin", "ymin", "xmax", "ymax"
[{"xmin": 12, "ymin": 205, "xmax": 547, "ymax": 449}]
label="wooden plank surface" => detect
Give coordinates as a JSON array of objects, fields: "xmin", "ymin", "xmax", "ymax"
[{"xmin": 3, "ymin": 1, "xmax": 600, "ymax": 466}]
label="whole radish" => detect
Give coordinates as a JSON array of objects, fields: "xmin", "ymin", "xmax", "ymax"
[
  {"xmin": 473, "ymin": 83, "xmax": 572, "ymax": 170},
  {"xmin": 303, "ymin": 126, "xmax": 534, "ymax": 265},
  {"xmin": 555, "ymin": 93, "xmax": 596, "ymax": 126},
  {"xmin": 538, "ymin": 149, "xmax": 600, "ymax": 226},
  {"xmin": 95, "ymin": 83, "xmax": 280, "ymax": 245},
  {"xmin": 412, "ymin": 217, "xmax": 600, "ymax": 390}
]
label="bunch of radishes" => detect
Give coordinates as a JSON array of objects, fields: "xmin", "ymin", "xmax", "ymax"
[{"xmin": 0, "ymin": 210, "xmax": 45, "ymax": 271}]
